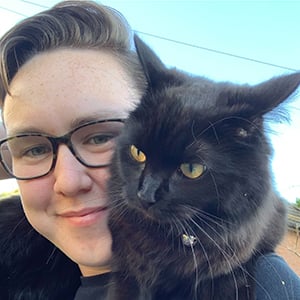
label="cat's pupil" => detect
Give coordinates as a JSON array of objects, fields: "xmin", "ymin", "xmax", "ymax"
[
  {"xmin": 179, "ymin": 163, "xmax": 205, "ymax": 179},
  {"xmin": 130, "ymin": 145, "xmax": 146, "ymax": 163}
]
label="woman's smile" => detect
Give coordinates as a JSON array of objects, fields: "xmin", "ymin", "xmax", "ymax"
[{"xmin": 58, "ymin": 206, "xmax": 109, "ymax": 227}]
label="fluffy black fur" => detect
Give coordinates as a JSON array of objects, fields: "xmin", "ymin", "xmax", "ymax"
[
  {"xmin": 0, "ymin": 195, "xmax": 81, "ymax": 300},
  {"xmin": 108, "ymin": 35, "xmax": 300, "ymax": 300}
]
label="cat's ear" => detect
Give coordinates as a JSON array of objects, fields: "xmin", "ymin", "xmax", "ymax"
[
  {"xmin": 226, "ymin": 72, "xmax": 300, "ymax": 120},
  {"xmin": 251, "ymin": 72, "xmax": 300, "ymax": 116},
  {"xmin": 134, "ymin": 34, "xmax": 166, "ymax": 87},
  {"xmin": 134, "ymin": 34, "xmax": 189, "ymax": 91}
]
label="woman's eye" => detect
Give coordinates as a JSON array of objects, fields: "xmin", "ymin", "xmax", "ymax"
[
  {"xmin": 88, "ymin": 134, "xmax": 113, "ymax": 145},
  {"xmin": 22, "ymin": 145, "xmax": 51, "ymax": 159},
  {"xmin": 179, "ymin": 163, "xmax": 206, "ymax": 179},
  {"xmin": 130, "ymin": 145, "xmax": 146, "ymax": 163}
]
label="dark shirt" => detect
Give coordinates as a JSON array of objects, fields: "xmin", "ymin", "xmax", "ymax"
[
  {"xmin": 73, "ymin": 272, "xmax": 110, "ymax": 300},
  {"xmin": 73, "ymin": 253, "xmax": 300, "ymax": 299}
]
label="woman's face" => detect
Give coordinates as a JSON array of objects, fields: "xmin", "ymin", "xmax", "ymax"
[{"xmin": 3, "ymin": 49, "xmax": 139, "ymax": 276}]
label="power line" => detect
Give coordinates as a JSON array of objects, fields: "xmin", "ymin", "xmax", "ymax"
[
  {"xmin": 0, "ymin": 1, "xmax": 49, "ymax": 18},
  {"xmin": 0, "ymin": 6, "xmax": 27, "ymax": 17},
  {"xmin": 21, "ymin": 0, "xmax": 48, "ymax": 9},
  {"xmin": 135, "ymin": 30, "xmax": 298, "ymax": 72},
  {"xmin": 0, "ymin": 4, "xmax": 298, "ymax": 72}
]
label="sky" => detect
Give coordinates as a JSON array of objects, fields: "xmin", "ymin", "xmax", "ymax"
[{"xmin": 0, "ymin": 0, "xmax": 299, "ymax": 202}]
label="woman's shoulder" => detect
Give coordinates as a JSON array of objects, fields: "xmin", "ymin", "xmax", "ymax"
[
  {"xmin": 0, "ymin": 195, "xmax": 42, "ymax": 263},
  {"xmin": 0, "ymin": 195, "xmax": 81, "ymax": 299},
  {"xmin": 255, "ymin": 252, "xmax": 300, "ymax": 299},
  {"xmin": 0, "ymin": 195, "xmax": 32, "ymax": 261},
  {"xmin": 0, "ymin": 195, "xmax": 24, "ymax": 228}
]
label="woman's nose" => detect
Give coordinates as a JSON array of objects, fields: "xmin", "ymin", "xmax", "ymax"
[{"xmin": 53, "ymin": 145, "xmax": 93, "ymax": 196}]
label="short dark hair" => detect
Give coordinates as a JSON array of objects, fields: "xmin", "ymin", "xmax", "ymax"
[{"xmin": 0, "ymin": 0, "xmax": 146, "ymax": 105}]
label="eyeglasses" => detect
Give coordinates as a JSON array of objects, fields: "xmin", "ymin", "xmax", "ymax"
[{"xmin": 0, "ymin": 119, "xmax": 125, "ymax": 180}]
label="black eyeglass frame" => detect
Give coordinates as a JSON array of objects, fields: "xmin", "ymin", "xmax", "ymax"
[{"xmin": 0, "ymin": 118, "xmax": 125, "ymax": 180}]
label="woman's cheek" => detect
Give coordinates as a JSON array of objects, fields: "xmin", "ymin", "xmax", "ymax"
[
  {"xmin": 93, "ymin": 167, "xmax": 111, "ymax": 192},
  {"xmin": 18, "ymin": 178, "xmax": 53, "ymax": 210}
]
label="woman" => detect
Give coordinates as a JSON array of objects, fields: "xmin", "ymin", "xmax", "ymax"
[
  {"xmin": 0, "ymin": 1, "xmax": 299, "ymax": 299},
  {"xmin": 0, "ymin": 1, "xmax": 145, "ymax": 299}
]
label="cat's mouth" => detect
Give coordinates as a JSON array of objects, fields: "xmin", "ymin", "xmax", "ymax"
[
  {"xmin": 132, "ymin": 202, "xmax": 161, "ymax": 220},
  {"xmin": 124, "ymin": 189, "xmax": 196, "ymax": 221},
  {"xmin": 128, "ymin": 199, "xmax": 182, "ymax": 223},
  {"xmin": 125, "ymin": 197, "xmax": 166, "ymax": 220}
]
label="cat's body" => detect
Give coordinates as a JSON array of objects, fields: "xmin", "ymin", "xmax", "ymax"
[{"xmin": 107, "ymin": 35, "xmax": 300, "ymax": 300}]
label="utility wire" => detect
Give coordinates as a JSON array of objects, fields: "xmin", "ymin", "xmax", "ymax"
[
  {"xmin": 0, "ymin": 4, "xmax": 298, "ymax": 72},
  {"xmin": 135, "ymin": 31, "xmax": 298, "ymax": 72},
  {"xmin": 21, "ymin": 0, "xmax": 48, "ymax": 9},
  {"xmin": 0, "ymin": 6, "xmax": 27, "ymax": 17}
]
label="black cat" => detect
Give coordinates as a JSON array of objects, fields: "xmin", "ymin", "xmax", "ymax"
[{"xmin": 107, "ymin": 35, "xmax": 300, "ymax": 300}]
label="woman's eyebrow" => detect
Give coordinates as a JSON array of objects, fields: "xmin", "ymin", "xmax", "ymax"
[
  {"xmin": 70, "ymin": 112, "xmax": 126, "ymax": 130},
  {"xmin": 5, "ymin": 112, "xmax": 126, "ymax": 137},
  {"xmin": 6, "ymin": 127, "xmax": 46, "ymax": 137},
  {"xmin": 70, "ymin": 116, "xmax": 100, "ymax": 130}
]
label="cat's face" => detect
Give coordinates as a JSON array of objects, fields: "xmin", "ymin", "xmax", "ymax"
[{"xmin": 114, "ymin": 80, "xmax": 271, "ymax": 224}]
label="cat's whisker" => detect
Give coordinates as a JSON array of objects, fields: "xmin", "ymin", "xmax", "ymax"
[
  {"xmin": 188, "ymin": 116, "xmax": 266, "ymax": 150},
  {"xmin": 208, "ymin": 121, "xmax": 220, "ymax": 144},
  {"xmin": 189, "ymin": 208, "xmax": 248, "ymax": 266},
  {"xmin": 193, "ymin": 214, "xmax": 242, "ymax": 263},
  {"xmin": 207, "ymin": 171, "xmax": 221, "ymax": 205},
  {"xmin": 170, "ymin": 217, "xmax": 185, "ymax": 251},
  {"xmin": 188, "ymin": 217, "xmax": 239, "ymax": 300},
  {"xmin": 176, "ymin": 202, "xmax": 279, "ymax": 299},
  {"xmin": 188, "ymin": 220, "xmax": 238, "ymax": 299},
  {"xmin": 174, "ymin": 218, "xmax": 202, "ymax": 299},
  {"xmin": 244, "ymin": 249, "xmax": 283, "ymax": 300},
  {"xmin": 173, "ymin": 218, "xmax": 189, "ymax": 254},
  {"xmin": 183, "ymin": 205, "xmax": 233, "ymax": 227},
  {"xmin": 109, "ymin": 199, "xmax": 129, "ymax": 225},
  {"xmin": 175, "ymin": 215, "xmax": 222, "ymax": 299},
  {"xmin": 9, "ymin": 216, "xmax": 27, "ymax": 236},
  {"xmin": 185, "ymin": 239, "xmax": 201, "ymax": 298},
  {"xmin": 189, "ymin": 206, "xmax": 276, "ymax": 300},
  {"xmin": 160, "ymin": 218, "xmax": 176, "ymax": 251},
  {"xmin": 3, "ymin": 216, "xmax": 35, "ymax": 251}
]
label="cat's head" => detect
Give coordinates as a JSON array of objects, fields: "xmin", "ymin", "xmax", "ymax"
[{"xmin": 113, "ymin": 35, "xmax": 300, "ymax": 224}]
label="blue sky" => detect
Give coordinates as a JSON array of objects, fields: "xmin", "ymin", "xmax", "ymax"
[{"xmin": 0, "ymin": 1, "xmax": 299, "ymax": 202}]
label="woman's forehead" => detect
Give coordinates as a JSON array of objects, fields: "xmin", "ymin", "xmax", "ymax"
[
  {"xmin": 3, "ymin": 49, "xmax": 139, "ymax": 135},
  {"xmin": 10, "ymin": 48, "xmax": 130, "ymax": 88}
]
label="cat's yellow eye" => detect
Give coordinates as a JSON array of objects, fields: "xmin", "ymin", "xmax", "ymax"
[
  {"xmin": 179, "ymin": 163, "xmax": 205, "ymax": 179},
  {"xmin": 130, "ymin": 145, "xmax": 146, "ymax": 163}
]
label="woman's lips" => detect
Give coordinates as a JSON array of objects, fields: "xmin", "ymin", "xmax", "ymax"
[{"xmin": 59, "ymin": 206, "xmax": 108, "ymax": 226}]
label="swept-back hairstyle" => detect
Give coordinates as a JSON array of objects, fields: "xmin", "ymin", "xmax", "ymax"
[{"xmin": 0, "ymin": 0, "xmax": 145, "ymax": 105}]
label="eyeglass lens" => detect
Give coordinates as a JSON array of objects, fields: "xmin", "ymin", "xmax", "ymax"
[{"xmin": 0, "ymin": 120, "xmax": 124, "ymax": 179}]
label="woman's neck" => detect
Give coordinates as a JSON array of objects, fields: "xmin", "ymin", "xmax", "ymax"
[{"xmin": 79, "ymin": 265, "xmax": 111, "ymax": 277}]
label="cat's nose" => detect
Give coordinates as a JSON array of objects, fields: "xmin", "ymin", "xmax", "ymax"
[
  {"xmin": 137, "ymin": 189, "xmax": 156, "ymax": 209},
  {"xmin": 137, "ymin": 174, "xmax": 161, "ymax": 208}
]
